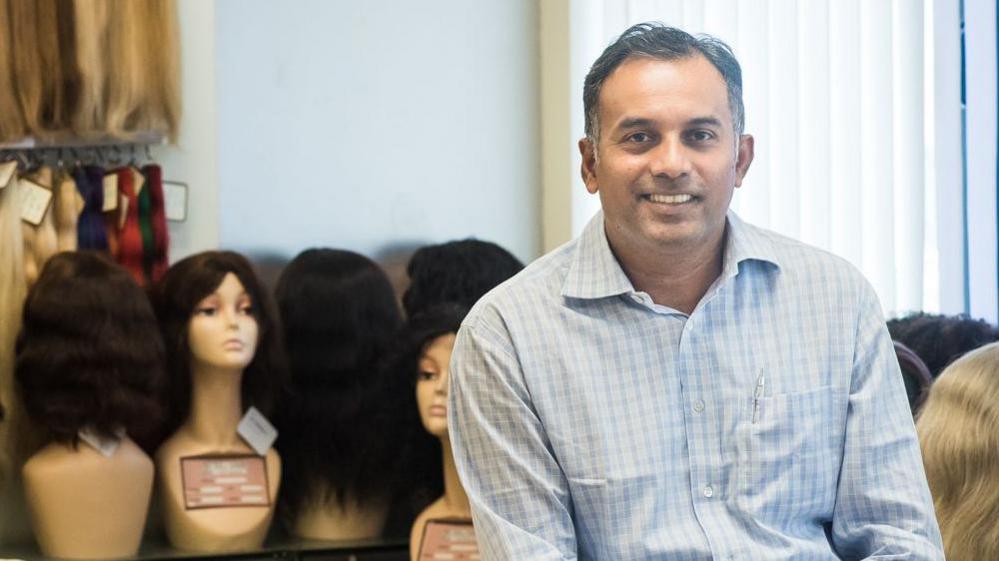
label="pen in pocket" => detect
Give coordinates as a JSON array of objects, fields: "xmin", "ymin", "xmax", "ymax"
[{"xmin": 752, "ymin": 371, "xmax": 766, "ymax": 423}]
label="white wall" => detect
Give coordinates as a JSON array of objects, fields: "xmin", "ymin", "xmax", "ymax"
[{"xmin": 213, "ymin": 0, "xmax": 541, "ymax": 264}]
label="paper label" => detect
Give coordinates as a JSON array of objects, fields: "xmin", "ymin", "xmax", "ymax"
[
  {"xmin": 102, "ymin": 173, "xmax": 119, "ymax": 211},
  {"xmin": 163, "ymin": 181, "xmax": 187, "ymax": 221},
  {"xmin": 236, "ymin": 407, "xmax": 278, "ymax": 456},
  {"xmin": 418, "ymin": 519, "xmax": 478, "ymax": 561},
  {"xmin": 78, "ymin": 427, "xmax": 123, "ymax": 458},
  {"xmin": 180, "ymin": 454, "xmax": 270, "ymax": 510},
  {"xmin": 0, "ymin": 161, "xmax": 16, "ymax": 189},
  {"xmin": 17, "ymin": 179, "xmax": 53, "ymax": 226}
]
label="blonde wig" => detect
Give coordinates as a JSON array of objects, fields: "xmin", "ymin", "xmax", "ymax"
[
  {"xmin": 0, "ymin": 0, "xmax": 27, "ymax": 143},
  {"xmin": 135, "ymin": 0, "xmax": 180, "ymax": 142},
  {"xmin": 10, "ymin": 0, "xmax": 68, "ymax": 135},
  {"xmin": 916, "ymin": 342, "xmax": 999, "ymax": 561}
]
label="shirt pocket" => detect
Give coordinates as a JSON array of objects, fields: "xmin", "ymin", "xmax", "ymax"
[{"xmin": 735, "ymin": 385, "xmax": 845, "ymax": 522}]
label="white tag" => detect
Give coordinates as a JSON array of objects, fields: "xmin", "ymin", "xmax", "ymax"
[
  {"xmin": 0, "ymin": 161, "xmax": 16, "ymax": 189},
  {"xmin": 16, "ymin": 179, "xmax": 53, "ymax": 226},
  {"xmin": 102, "ymin": 173, "xmax": 119, "ymax": 211},
  {"xmin": 163, "ymin": 181, "xmax": 187, "ymax": 221},
  {"xmin": 78, "ymin": 427, "xmax": 123, "ymax": 458},
  {"xmin": 236, "ymin": 407, "xmax": 278, "ymax": 456}
]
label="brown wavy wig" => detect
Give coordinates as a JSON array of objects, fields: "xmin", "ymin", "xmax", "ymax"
[
  {"xmin": 151, "ymin": 251, "xmax": 287, "ymax": 441},
  {"xmin": 14, "ymin": 251, "xmax": 166, "ymax": 450}
]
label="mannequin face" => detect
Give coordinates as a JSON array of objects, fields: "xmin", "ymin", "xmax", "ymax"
[
  {"xmin": 416, "ymin": 333, "xmax": 456, "ymax": 438},
  {"xmin": 187, "ymin": 273, "xmax": 259, "ymax": 372}
]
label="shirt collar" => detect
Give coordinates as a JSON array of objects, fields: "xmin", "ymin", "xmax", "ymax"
[{"xmin": 562, "ymin": 210, "xmax": 782, "ymax": 300}]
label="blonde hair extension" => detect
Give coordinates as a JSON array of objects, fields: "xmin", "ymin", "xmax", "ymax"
[
  {"xmin": 103, "ymin": 0, "xmax": 146, "ymax": 139},
  {"xmin": 0, "ymin": 0, "xmax": 28, "ymax": 143},
  {"xmin": 71, "ymin": 0, "xmax": 108, "ymax": 137},
  {"xmin": 27, "ymin": 167, "xmax": 60, "ymax": 272},
  {"xmin": 9, "ymin": 0, "xmax": 44, "ymax": 134},
  {"xmin": 53, "ymin": 170, "xmax": 80, "ymax": 252},
  {"xmin": 0, "ymin": 166, "xmax": 27, "ymax": 480},
  {"xmin": 916, "ymin": 342, "xmax": 999, "ymax": 561},
  {"xmin": 139, "ymin": 0, "xmax": 181, "ymax": 142}
]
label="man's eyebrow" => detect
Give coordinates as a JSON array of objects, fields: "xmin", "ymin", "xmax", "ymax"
[
  {"xmin": 687, "ymin": 116, "xmax": 723, "ymax": 128},
  {"xmin": 615, "ymin": 117, "xmax": 657, "ymax": 130}
]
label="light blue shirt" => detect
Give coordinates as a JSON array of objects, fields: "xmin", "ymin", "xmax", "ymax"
[{"xmin": 448, "ymin": 212, "xmax": 943, "ymax": 561}]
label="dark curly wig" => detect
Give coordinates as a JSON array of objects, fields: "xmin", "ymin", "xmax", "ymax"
[
  {"xmin": 888, "ymin": 313, "xmax": 999, "ymax": 379},
  {"xmin": 273, "ymin": 248, "xmax": 403, "ymax": 524},
  {"xmin": 401, "ymin": 239, "xmax": 523, "ymax": 318},
  {"xmin": 151, "ymin": 251, "xmax": 287, "ymax": 443},
  {"xmin": 15, "ymin": 251, "xmax": 166, "ymax": 451},
  {"xmin": 383, "ymin": 303, "xmax": 468, "ymax": 536}
]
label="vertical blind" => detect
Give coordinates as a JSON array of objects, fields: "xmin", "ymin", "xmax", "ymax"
[{"xmin": 571, "ymin": 0, "xmax": 968, "ymax": 317}]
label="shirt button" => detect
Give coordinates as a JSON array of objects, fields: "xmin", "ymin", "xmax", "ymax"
[
  {"xmin": 692, "ymin": 399, "xmax": 705, "ymax": 413},
  {"xmin": 703, "ymin": 485, "xmax": 714, "ymax": 498}
]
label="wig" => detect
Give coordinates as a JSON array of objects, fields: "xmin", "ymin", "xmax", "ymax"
[
  {"xmin": 893, "ymin": 341, "xmax": 933, "ymax": 414},
  {"xmin": 0, "ymin": 0, "xmax": 27, "ymax": 142},
  {"xmin": 402, "ymin": 239, "xmax": 523, "ymax": 318},
  {"xmin": 14, "ymin": 251, "xmax": 166, "ymax": 451},
  {"xmin": 916, "ymin": 342, "xmax": 999, "ymax": 561},
  {"xmin": 383, "ymin": 303, "xmax": 468, "ymax": 536},
  {"xmin": 888, "ymin": 313, "xmax": 999, "ymax": 378},
  {"xmin": 70, "ymin": 0, "xmax": 109, "ymax": 137},
  {"xmin": 151, "ymin": 251, "xmax": 287, "ymax": 442},
  {"xmin": 273, "ymin": 249, "xmax": 404, "ymax": 525}
]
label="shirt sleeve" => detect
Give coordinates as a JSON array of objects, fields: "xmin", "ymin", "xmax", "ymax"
[
  {"xmin": 830, "ymin": 280, "xmax": 944, "ymax": 560},
  {"xmin": 448, "ymin": 309, "xmax": 578, "ymax": 561}
]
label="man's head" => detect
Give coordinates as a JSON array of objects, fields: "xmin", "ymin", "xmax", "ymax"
[
  {"xmin": 579, "ymin": 22, "xmax": 753, "ymax": 258},
  {"xmin": 584, "ymin": 23, "xmax": 745, "ymax": 142}
]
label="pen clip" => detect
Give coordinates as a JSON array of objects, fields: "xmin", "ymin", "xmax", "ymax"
[{"xmin": 752, "ymin": 370, "xmax": 766, "ymax": 424}]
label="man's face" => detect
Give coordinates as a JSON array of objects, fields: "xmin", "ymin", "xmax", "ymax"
[{"xmin": 580, "ymin": 55, "xmax": 753, "ymax": 257}]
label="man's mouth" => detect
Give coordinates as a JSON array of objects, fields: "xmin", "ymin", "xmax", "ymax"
[{"xmin": 643, "ymin": 193, "xmax": 696, "ymax": 204}]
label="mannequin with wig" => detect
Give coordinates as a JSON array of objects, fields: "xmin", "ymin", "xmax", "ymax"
[
  {"xmin": 389, "ymin": 304, "xmax": 473, "ymax": 561},
  {"xmin": 916, "ymin": 342, "xmax": 999, "ymax": 561},
  {"xmin": 15, "ymin": 252, "xmax": 165, "ymax": 559},
  {"xmin": 274, "ymin": 248, "xmax": 403, "ymax": 540},
  {"xmin": 151, "ymin": 251, "xmax": 287, "ymax": 552}
]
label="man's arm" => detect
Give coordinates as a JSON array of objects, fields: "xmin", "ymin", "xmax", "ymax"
[
  {"xmin": 831, "ymin": 281, "xmax": 944, "ymax": 559},
  {"xmin": 448, "ymin": 311, "xmax": 578, "ymax": 561}
]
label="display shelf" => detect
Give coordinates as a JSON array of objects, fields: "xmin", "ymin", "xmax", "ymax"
[
  {"xmin": 0, "ymin": 132, "xmax": 166, "ymax": 150},
  {"xmin": 0, "ymin": 537, "xmax": 407, "ymax": 561}
]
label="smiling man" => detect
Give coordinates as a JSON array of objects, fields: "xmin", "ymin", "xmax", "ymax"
[{"xmin": 448, "ymin": 23, "xmax": 944, "ymax": 560}]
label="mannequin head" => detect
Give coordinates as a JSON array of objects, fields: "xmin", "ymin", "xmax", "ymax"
[
  {"xmin": 152, "ymin": 251, "xmax": 286, "ymax": 437},
  {"xmin": 14, "ymin": 251, "xmax": 165, "ymax": 449},
  {"xmin": 416, "ymin": 333, "xmax": 456, "ymax": 438},
  {"xmin": 273, "ymin": 248, "xmax": 403, "ymax": 519},
  {"xmin": 402, "ymin": 239, "xmax": 523, "ymax": 318},
  {"xmin": 916, "ymin": 342, "xmax": 999, "ymax": 561}
]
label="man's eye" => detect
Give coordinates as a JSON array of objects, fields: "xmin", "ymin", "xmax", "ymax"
[
  {"xmin": 687, "ymin": 130, "xmax": 716, "ymax": 143},
  {"xmin": 626, "ymin": 132, "xmax": 652, "ymax": 143}
]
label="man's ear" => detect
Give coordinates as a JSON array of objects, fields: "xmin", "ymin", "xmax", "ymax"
[
  {"xmin": 734, "ymin": 134, "xmax": 754, "ymax": 188},
  {"xmin": 579, "ymin": 137, "xmax": 599, "ymax": 194}
]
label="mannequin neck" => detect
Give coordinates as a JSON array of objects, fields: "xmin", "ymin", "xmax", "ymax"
[
  {"xmin": 439, "ymin": 436, "xmax": 470, "ymax": 517},
  {"xmin": 183, "ymin": 363, "xmax": 245, "ymax": 449}
]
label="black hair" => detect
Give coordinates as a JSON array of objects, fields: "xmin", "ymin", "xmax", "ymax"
[
  {"xmin": 583, "ymin": 21, "xmax": 745, "ymax": 139},
  {"xmin": 15, "ymin": 251, "xmax": 165, "ymax": 451},
  {"xmin": 272, "ymin": 248, "xmax": 403, "ymax": 523},
  {"xmin": 151, "ymin": 250, "xmax": 287, "ymax": 443},
  {"xmin": 893, "ymin": 341, "xmax": 933, "ymax": 414},
  {"xmin": 402, "ymin": 239, "xmax": 523, "ymax": 318},
  {"xmin": 888, "ymin": 312, "xmax": 999, "ymax": 379}
]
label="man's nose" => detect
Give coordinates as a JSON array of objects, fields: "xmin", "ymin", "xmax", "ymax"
[{"xmin": 648, "ymin": 136, "xmax": 690, "ymax": 180}]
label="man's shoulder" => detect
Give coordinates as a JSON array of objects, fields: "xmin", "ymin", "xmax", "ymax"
[{"xmin": 463, "ymin": 238, "xmax": 576, "ymax": 331}]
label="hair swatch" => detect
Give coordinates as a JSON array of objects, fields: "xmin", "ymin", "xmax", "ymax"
[
  {"xmin": 0, "ymin": 168, "xmax": 27, "ymax": 471},
  {"xmin": 0, "ymin": 0, "xmax": 28, "ymax": 142},
  {"xmin": 115, "ymin": 167, "xmax": 144, "ymax": 285},
  {"xmin": 73, "ymin": 165, "xmax": 107, "ymax": 251},
  {"xmin": 70, "ymin": 0, "xmax": 109, "ymax": 137}
]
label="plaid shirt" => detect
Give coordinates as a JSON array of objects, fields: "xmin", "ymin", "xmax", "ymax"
[{"xmin": 449, "ymin": 211, "xmax": 943, "ymax": 560}]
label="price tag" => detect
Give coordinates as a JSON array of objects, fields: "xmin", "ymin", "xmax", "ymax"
[
  {"xmin": 102, "ymin": 173, "xmax": 119, "ymax": 211},
  {"xmin": 418, "ymin": 519, "xmax": 478, "ymax": 561},
  {"xmin": 180, "ymin": 454, "xmax": 270, "ymax": 510},
  {"xmin": 0, "ymin": 161, "xmax": 16, "ymax": 189},
  {"xmin": 236, "ymin": 406, "xmax": 278, "ymax": 456},
  {"xmin": 78, "ymin": 427, "xmax": 123, "ymax": 458},
  {"xmin": 16, "ymin": 179, "xmax": 53, "ymax": 226},
  {"xmin": 163, "ymin": 181, "xmax": 187, "ymax": 221}
]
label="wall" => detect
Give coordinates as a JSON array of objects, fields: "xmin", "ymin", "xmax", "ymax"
[{"xmin": 213, "ymin": 0, "xmax": 541, "ymax": 264}]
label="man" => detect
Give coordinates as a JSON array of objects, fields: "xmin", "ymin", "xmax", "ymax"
[{"xmin": 447, "ymin": 23, "xmax": 943, "ymax": 560}]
